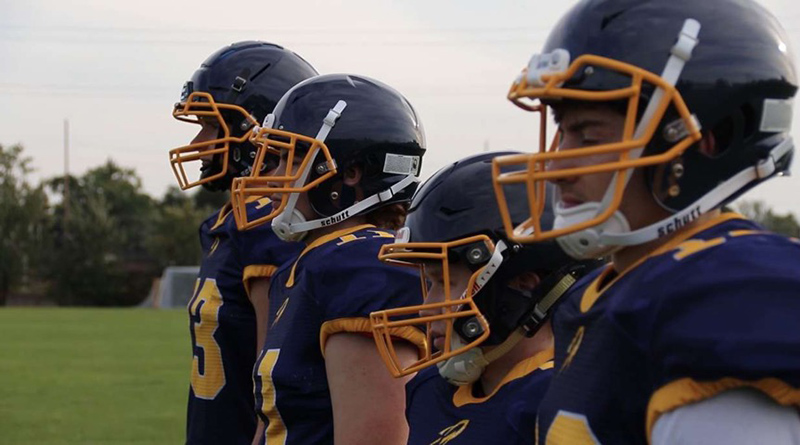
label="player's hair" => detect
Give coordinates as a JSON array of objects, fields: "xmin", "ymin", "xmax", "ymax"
[{"xmin": 365, "ymin": 203, "xmax": 408, "ymax": 231}]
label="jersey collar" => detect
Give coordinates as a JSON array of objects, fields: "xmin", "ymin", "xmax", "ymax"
[
  {"xmin": 580, "ymin": 212, "xmax": 746, "ymax": 313},
  {"xmin": 285, "ymin": 224, "xmax": 377, "ymax": 288}
]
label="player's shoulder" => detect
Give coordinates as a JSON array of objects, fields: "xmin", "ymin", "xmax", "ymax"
[
  {"xmin": 199, "ymin": 205, "xmax": 227, "ymax": 233},
  {"xmin": 653, "ymin": 216, "xmax": 800, "ymax": 285},
  {"xmin": 406, "ymin": 366, "xmax": 448, "ymax": 404},
  {"xmin": 244, "ymin": 196, "xmax": 276, "ymax": 219},
  {"xmin": 303, "ymin": 226, "xmax": 400, "ymax": 273},
  {"xmin": 223, "ymin": 197, "xmax": 276, "ymax": 231},
  {"xmin": 509, "ymin": 360, "xmax": 554, "ymax": 395}
]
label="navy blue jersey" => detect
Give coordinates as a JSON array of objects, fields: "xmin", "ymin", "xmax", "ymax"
[
  {"xmin": 253, "ymin": 225, "xmax": 425, "ymax": 445},
  {"xmin": 186, "ymin": 199, "xmax": 302, "ymax": 445},
  {"xmin": 407, "ymin": 348, "xmax": 554, "ymax": 445},
  {"xmin": 536, "ymin": 214, "xmax": 800, "ymax": 444}
]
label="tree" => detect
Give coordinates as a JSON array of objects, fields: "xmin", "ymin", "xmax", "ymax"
[
  {"xmin": 146, "ymin": 186, "xmax": 206, "ymax": 268},
  {"xmin": 0, "ymin": 144, "xmax": 49, "ymax": 305},
  {"xmin": 735, "ymin": 200, "xmax": 800, "ymax": 238},
  {"xmin": 44, "ymin": 160, "xmax": 158, "ymax": 306},
  {"xmin": 193, "ymin": 186, "xmax": 229, "ymax": 210}
]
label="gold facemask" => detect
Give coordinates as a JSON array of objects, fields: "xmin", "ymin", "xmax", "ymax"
[
  {"xmin": 230, "ymin": 126, "xmax": 338, "ymax": 231},
  {"xmin": 170, "ymin": 91, "xmax": 259, "ymax": 190},
  {"xmin": 492, "ymin": 52, "xmax": 701, "ymax": 244},
  {"xmin": 370, "ymin": 235, "xmax": 500, "ymax": 378}
]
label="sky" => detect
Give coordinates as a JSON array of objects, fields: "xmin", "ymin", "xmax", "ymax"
[{"xmin": 2, "ymin": 0, "xmax": 799, "ymax": 217}]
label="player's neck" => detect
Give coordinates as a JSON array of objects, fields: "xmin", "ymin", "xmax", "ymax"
[
  {"xmin": 304, "ymin": 216, "xmax": 369, "ymax": 244},
  {"xmin": 611, "ymin": 209, "xmax": 722, "ymax": 273},
  {"xmin": 479, "ymin": 323, "xmax": 553, "ymax": 396}
]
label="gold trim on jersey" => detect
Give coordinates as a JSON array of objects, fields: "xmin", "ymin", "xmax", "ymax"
[
  {"xmin": 452, "ymin": 347, "xmax": 554, "ymax": 407},
  {"xmin": 242, "ymin": 265, "xmax": 279, "ymax": 297},
  {"xmin": 431, "ymin": 419, "xmax": 470, "ymax": 445},
  {"xmin": 285, "ymin": 224, "xmax": 376, "ymax": 288},
  {"xmin": 646, "ymin": 377, "xmax": 800, "ymax": 443},
  {"xmin": 579, "ymin": 213, "xmax": 745, "ymax": 313},
  {"xmin": 210, "ymin": 203, "xmax": 233, "ymax": 231},
  {"xmin": 320, "ymin": 317, "xmax": 426, "ymax": 357},
  {"xmin": 210, "ymin": 196, "xmax": 269, "ymax": 231}
]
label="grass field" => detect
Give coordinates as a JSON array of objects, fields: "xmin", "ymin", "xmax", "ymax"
[{"xmin": 0, "ymin": 308, "xmax": 189, "ymax": 444}]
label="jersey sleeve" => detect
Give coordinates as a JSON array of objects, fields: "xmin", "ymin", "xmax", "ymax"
[
  {"xmin": 311, "ymin": 236, "xmax": 425, "ymax": 353},
  {"xmin": 234, "ymin": 200, "xmax": 303, "ymax": 294},
  {"xmin": 652, "ymin": 388, "xmax": 800, "ymax": 445},
  {"xmin": 638, "ymin": 233, "xmax": 800, "ymax": 438}
]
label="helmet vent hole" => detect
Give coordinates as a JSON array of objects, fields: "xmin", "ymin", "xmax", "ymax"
[
  {"xmin": 600, "ymin": 10, "xmax": 626, "ymax": 30},
  {"xmin": 251, "ymin": 63, "xmax": 272, "ymax": 82}
]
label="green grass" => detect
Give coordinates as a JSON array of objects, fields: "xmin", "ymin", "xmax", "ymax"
[{"xmin": 0, "ymin": 308, "xmax": 189, "ymax": 444}]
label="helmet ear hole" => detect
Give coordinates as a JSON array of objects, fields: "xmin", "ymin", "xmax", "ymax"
[
  {"xmin": 342, "ymin": 164, "xmax": 363, "ymax": 186},
  {"xmin": 740, "ymin": 103, "xmax": 758, "ymax": 141},
  {"xmin": 706, "ymin": 115, "xmax": 735, "ymax": 158}
]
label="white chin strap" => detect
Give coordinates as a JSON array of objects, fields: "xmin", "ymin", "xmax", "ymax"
[
  {"xmin": 555, "ymin": 19, "xmax": 701, "ymax": 259},
  {"xmin": 437, "ymin": 336, "xmax": 490, "ymax": 386},
  {"xmin": 437, "ymin": 329, "xmax": 527, "ymax": 386},
  {"xmin": 272, "ymin": 100, "xmax": 347, "ymax": 242},
  {"xmin": 554, "ymin": 192, "xmax": 632, "ymax": 259},
  {"xmin": 271, "ymin": 209, "xmax": 310, "ymax": 242},
  {"xmin": 603, "ymin": 136, "xmax": 793, "ymax": 246}
]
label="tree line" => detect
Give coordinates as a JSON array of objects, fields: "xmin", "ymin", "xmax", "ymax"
[
  {"xmin": 0, "ymin": 143, "xmax": 226, "ymax": 306},
  {"xmin": 1, "ymin": 143, "xmax": 799, "ymax": 306}
]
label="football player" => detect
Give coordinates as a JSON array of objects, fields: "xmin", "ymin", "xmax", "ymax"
[
  {"xmin": 491, "ymin": 0, "xmax": 800, "ymax": 443},
  {"xmin": 230, "ymin": 73, "xmax": 427, "ymax": 444},
  {"xmin": 169, "ymin": 41, "xmax": 317, "ymax": 444},
  {"xmin": 370, "ymin": 153, "xmax": 600, "ymax": 444}
]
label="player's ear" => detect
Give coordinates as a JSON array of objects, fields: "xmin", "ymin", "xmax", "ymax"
[
  {"xmin": 508, "ymin": 271, "xmax": 541, "ymax": 292},
  {"xmin": 698, "ymin": 130, "xmax": 718, "ymax": 157},
  {"xmin": 343, "ymin": 164, "xmax": 363, "ymax": 186}
]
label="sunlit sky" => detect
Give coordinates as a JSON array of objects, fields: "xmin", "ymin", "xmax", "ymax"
[{"xmin": 2, "ymin": 0, "xmax": 799, "ymax": 216}]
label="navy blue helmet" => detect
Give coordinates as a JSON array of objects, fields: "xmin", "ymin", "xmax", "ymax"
[
  {"xmin": 493, "ymin": 0, "xmax": 797, "ymax": 255},
  {"xmin": 370, "ymin": 152, "xmax": 601, "ymax": 378},
  {"xmin": 232, "ymin": 74, "xmax": 426, "ymax": 236},
  {"xmin": 171, "ymin": 41, "xmax": 318, "ymax": 191}
]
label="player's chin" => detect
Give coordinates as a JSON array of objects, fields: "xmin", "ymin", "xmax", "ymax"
[{"xmin": 432, "ymin": 335, "xmax": 445, "ymax": 353}]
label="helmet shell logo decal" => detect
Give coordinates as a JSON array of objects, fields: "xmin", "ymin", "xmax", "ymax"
[
  {"xmin": 180, "ymin": 81, "xmax": 193, "ymax": 102},
  {"xmin": 656, "ymin": 206, "xmax": 702, "ymax": 238}
]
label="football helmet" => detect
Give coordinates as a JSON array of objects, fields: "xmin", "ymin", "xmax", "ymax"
[
  {"xmin": 492, "ymin": 0, "xmax": 796, "ymax": 258},
  {"xmin": 231, "ymin": 74, "xmax": 426, "ymax": 240},
  {"xmin": 170, "ymin": 41, "xmax": 318, "ymax": 191},
  {"xmin": 370, "ymin": 152, "xmax": 599, "ymax": 382}
]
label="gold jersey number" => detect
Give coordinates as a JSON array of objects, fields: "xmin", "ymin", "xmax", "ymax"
[
  {"xmin": 256, "ymin": 349, "xmax": 287, "ymax": 443},
  {"xmin": 543, "ymin": 411, "xmax": 600, "ymax": 444},
  {"xmin": 188, "ymin": 278, "xmax": 226, "ymax": 400}
]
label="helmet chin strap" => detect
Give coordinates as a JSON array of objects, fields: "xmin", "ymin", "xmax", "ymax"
[
  {"xmin": 437, "ymin": 329, "xmax": 526, "ymax": 386},
  {"xmin": 553, "ymin": 191, "xmax": 631, "ymax": 259},
  {"xmin": 271, "ymin": 100, "xmax": 346, "ymax": 242},
  {"xmin": 602, "ymin": 136, "xmax": 794, "ymax": 246},
  {"xmin": 555, "ymin": 19, "xmax": 701, "ymax": 259},
  {"xmin": 272, "ymin": 208, "xmax": 310, "ymax": 242},
  {"xmin": 288, "ymin": 174, "xmax": 418, "ymax": 233},
  {"xmin": 437, "ymin": 263, "xmax": 583, "ymax": 386},
  {"xmin": 436, "ymin": 239, "xmax": 524, "ymax": 386}
]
